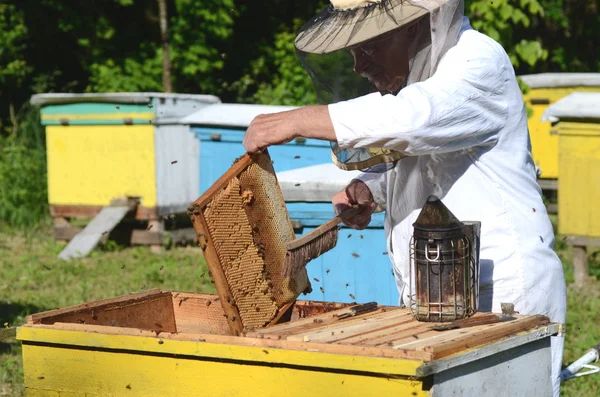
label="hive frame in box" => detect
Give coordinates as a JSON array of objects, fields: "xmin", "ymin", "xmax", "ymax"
[
  {"xmin": 16, "ymin": 289, "xmax": 560, "ymax": 396},
  {"xmin": 188, "ymin": 150, "xmax": 311, "ymax": 335}
]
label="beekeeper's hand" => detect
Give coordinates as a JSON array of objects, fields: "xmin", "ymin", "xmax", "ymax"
[
  {"xmin": 332, "ymin": 179, "xmax": 377, "ymax": 230},
  {"xmin": 243, "ymin": 106, "xmax": 337, "ymax": 154}
]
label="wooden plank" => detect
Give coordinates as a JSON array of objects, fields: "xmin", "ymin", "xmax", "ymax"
[
  {"xmin": 190, "ymin": 207, "xmax": 244, "ymax": 336},
  {"xmin": 364, "ymin": 313, "xmax": 512, "ymax": 347},
  {"xmin": 287, "ymin": 310, "xmax": 411, "ymax": 343},
  {"xmin": 58, "ymin": 203, "xmax": 136, "ymax": 260},
  {"xmin": 331, "ymin": 316, "xmax": 418, "ymax": 345},
  {"xmin": 247, "ymin": 306, "xmax": 398, "ymax": 340},
  {"xmin": 415, "ymin": 323, "xmax": 561, "ymax": 377},
  {"xmin": 171, "ymin": 292, "xmax": 231, "ymax": 335},
  {"xmin": 27, "ymin": 289, "xmax": 176, "ymax": 334},
  {"xmin": 425, "ymin": 315, "xmax": 550, "ymax": 359},
  {"xmin": 537, "ymin": 179, "xmax": 558, "ymax": 190},
  {"xmin": 23, "ymin": 322, "xmax": 434, "ymax": 362},
  {"xmin": 565, "ymin": 235, "xmax": 600, "ymax": 247},
  {"xmin": 51, "ymin": 204, "xmax": 157, "ymax": 220}
]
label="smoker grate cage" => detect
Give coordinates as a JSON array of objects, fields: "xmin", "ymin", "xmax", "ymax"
[{"xmin": 408, "ymin": 234, "xmax": 478, "ymax": 322}]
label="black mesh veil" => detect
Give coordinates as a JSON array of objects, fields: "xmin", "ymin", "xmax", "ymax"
[{"xmin": 294, "ymin": 0, "xmax": 465, "ymax": 172}]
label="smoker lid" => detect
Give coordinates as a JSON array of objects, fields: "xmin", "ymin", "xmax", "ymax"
[{"xmin": 413, "ymin": 195, "xmax": 464, "ymax": 232}]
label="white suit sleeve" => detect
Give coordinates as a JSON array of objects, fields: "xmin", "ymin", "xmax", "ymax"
[{"xmin": 327, "ymin": 44, "xmax": 509, "ymax": 156}]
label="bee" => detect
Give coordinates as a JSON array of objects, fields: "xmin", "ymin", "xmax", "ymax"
[
  {"xmin": 383, "ymin": 251, "xmax": 388, "ymax": 255},
  {"xmin": 158, "ymin": 339, "xmax": 164, "ymax": 344},
  {"xmin": 295, "ymin": 183, "xmax": 301, "ymax": 187},
  {"xmin": 146, "ymin": 224, "xmax": 153, "ymax": 231},
  {"xmin": 294, "ymin": 155, "xmax": 301, "ymax": 159},
  {"xmin": 116, "ymin": 106, "xmax": 120, "ymax": 110},
  {"xmin": 352, "ymin": 253, "xmax": 360, "ymax": 258},
  {"xmin": 349, "ymin": 293, "xmax": 355, "ymax": 299},
  {"xmin": 159, "ymin": 266, "xmax": 164, "ymax": 271},
  {"xmin": 171, "ymin": 160, "xmax": 178, "ymax": 165},
  {"xmin": 148, "ymin": 105, "xmax": 153, "ymax": 109},
  {"xmin": 360, "ymin": 235, "xmax": 364, "ymax": 239},
  {"xmin": 532, "ymin": 208, "xmax": 536, "ymax": 212},
  {"xmin": 326, "ymin": 269, "xmax": 330, "ymax": 274},
  {"xmin": 347, "ymin": 234, "xmax": 352, "ymax": 238},
  {"xmin": 263, "ymin": 350, "xmax": 269, "ymax": 354},
  {"xmin": 313, "ymin": 277, "xmax": 320, "ymax": 282},
  {"xmin": 206, "ymin": 300, "xmax": 212, "ymax": 307},
  {"xmin": 345, "ymin": 283, "xmax": 350, "ymax": 287},
  {"xmin": 320, "ymin": 287, "xmax": 325, "ymax": 293}
]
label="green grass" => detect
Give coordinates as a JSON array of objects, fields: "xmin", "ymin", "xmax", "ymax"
[
  {"xmin": 0, "ymin": 224, "xmax": 215, "ymax": 396},
  {"xmin": 0, "ymin": 219, "xmax": 599, "ymax": 396}
]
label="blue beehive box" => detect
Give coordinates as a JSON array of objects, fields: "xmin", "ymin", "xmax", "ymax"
[
  {"xmin": 277, "ymin": 164, "xmax": 399, "ymax": 306},
  {"xmin": 181, "ymin": 103, "xmax": 334, "ymax": 193}
]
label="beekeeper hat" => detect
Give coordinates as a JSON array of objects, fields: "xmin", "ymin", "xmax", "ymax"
[{"xmin": 294, "ymin": 0, "xmax": 437, "ymax": 55}]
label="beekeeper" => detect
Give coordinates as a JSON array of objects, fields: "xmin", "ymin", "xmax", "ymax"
[{"xmin": 242, "ymin": 0, "xmax": 567, "ymax": 394}]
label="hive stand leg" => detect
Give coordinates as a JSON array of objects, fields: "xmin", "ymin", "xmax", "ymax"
[
  {"xmin": 148, "ymin": 219, "xmax": 164, "ymax": 254},
  {"xmin": 572, "ymin": 245, "xmax": 589, "ymax": 287},
  {"xmin": 53, "ymin": 216, "xmax": 79, "ymax": 243}
]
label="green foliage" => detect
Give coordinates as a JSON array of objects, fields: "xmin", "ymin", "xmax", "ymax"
[
  {"xmin": 0, "ymin": 4, "xmax": 32, "ymax": 92},
  {"xmin": 0, "ymin": 104, "xmax": 48, "ymax": 229},
  {"xmin": 230, "ymin": 20, "xmax": 317, "ymax": 106},
  {"xmin": 466, "ymin": 0, "xmax": 548, "ymax": 69}
]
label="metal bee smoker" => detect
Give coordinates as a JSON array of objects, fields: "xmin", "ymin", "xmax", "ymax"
[{"xmin": 408, "ymin": 195, "xmax": 481, "ymax": 322}]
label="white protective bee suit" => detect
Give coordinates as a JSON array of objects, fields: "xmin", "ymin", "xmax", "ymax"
[{"xmin": 295, "ymin": 1, "xmax": 567, "ymax": 395}]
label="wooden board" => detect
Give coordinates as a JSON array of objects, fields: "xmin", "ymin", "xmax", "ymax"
[
  {"xmin": 27, "ymin": 289, "xmax": 177, "ymax": 333},
  {"xmin": 248, "ymin": 305, "xmax": 551, "ymax": 360},
  {"xmin": 51, "ymin": 204, "xmax": 157, "ymax": 220},
  {"xmin": 58, "ymin": 201, "xmax": 136, "ymax": 260}
]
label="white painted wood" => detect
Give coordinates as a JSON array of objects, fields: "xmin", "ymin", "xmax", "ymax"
[
  {"xmin": 519, "ymin": 73, "xmax": 600, "ymax": 89},
  {"xmin": 277, "ymin": 163, "xmax": 362, "ymax": 202},
  {"xmin": 58, "ymin": 205, "xmax": 132, "ymax": 260},
  {"xmin": 181, "ymin": 103, "xmax": 298, "ymax": 128},
  {"xmin": 541, "ymin": 92, "xmax": 600, "ymax": 122},
  {"xmin": 30, "ymin": 92, "xmax": 221, "ymax": 106},
  {"xmin": 154, "ymin": 125, "xmax": 200, "ymax": 216},
  {"xmin": 417, "ymin": 323, "xmax": 560, "ymax": 377},
  {"xmin": 431, "ymin": 337, "xmax": 553, "ymax": 397}
]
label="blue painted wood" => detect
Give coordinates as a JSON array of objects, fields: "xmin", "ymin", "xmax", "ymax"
[
  {"xmin": 192, "ymin": 127, "xmax": 333, "ymax": 193},
  {"xmin": 297, "ymin": 222, "xmax": 399, "ymax": 306}
]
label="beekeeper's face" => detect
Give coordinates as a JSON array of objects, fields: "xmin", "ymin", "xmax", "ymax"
[{"xmin": 350, "ymin": 22, "xmax": 421, "ymax": 93}]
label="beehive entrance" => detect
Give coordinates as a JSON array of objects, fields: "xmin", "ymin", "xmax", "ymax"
[{"xmin": 189, "ymin": 151, "xmax": 311, "ymax": 334}]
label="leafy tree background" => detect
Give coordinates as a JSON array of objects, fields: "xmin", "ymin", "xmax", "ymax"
[{"xmin": 0, "ymin": 0, "xmax": 598, "ymax": 227}]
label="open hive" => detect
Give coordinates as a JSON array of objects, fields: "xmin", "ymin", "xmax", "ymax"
[{"xmin": 188, "ymin": 151, "xmax": 312, "ymax": 335}]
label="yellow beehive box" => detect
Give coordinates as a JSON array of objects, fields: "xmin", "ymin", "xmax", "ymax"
[
  {"xmin": 30, "ymin": 93, "xmax": 220, "ymax": 223},
  {"xmin": 519, "ymin": 73, "xmax": 600, "ymax": 181},
  {"xmin": 542, "ymin": 92, "xmax": 600, "ymax": 238},
  {"xmin": 16, "ymin": 289, "xmax": 559, "ymax": 396}
]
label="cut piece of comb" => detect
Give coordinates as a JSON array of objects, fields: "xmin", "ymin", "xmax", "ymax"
[
  {"xmin": 282, "ymin": 206, "xmax": 363, "ymax": 280},
  {"xmin": 188, "ymin": 150, "xmax": 311, "ymax": 335}
]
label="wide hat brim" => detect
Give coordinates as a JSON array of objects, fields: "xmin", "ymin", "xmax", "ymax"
[{"xmin": 295, "ymin": 1, "xmax": 430, "ymax": 54}]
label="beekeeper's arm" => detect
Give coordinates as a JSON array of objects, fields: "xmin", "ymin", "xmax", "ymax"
[{"xmin": 328, "ymin": 45, "xmax": 509, "ymax": 208}]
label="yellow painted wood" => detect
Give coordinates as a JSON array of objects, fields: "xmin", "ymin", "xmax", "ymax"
[
  {"xmin": 41, "ymin": 112, "xmax": 155, "ymax": 122},
  {"xmin": 16, "ymin": 327, "xmax": 422, "ymax": 376},
  {"xmin": 523, "ymin": 86, "xmax": 600, "ymax": 179},
  {"xmin": 557, "ymin": 122, "xmax": 600, "ymax": 237},
  {"xmin": 19, "ymin": 329, "xmax": 428, "ymax": 397},
  {"xmin": 46, "ymin": 125, "xmax": 157, "ymax": 207}
]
